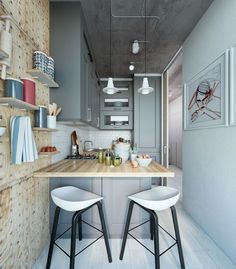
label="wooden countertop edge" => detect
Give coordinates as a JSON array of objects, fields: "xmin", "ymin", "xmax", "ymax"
[
  {"xmin": 33, "ymin": 171, "xmax": 175, "ymax": 178},
  {"xmin": 33, "ymin": 159, "xmax": 175, "ymax": 178}
]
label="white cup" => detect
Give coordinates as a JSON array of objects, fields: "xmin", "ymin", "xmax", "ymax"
[
  {"xmin": 130, "ymin": 153, "xmax": 137, "ymax": 161},
  {"xmin": 47, "ymin": 115, "xmax": 56, "ymax": 129}
]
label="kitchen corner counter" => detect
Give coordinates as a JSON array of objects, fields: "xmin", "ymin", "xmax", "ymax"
[{"xmin": 33, "ymin": 159, "xmax": 174, "ymax": 178}]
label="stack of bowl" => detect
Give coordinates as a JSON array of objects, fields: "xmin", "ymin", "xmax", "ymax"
[
  {"xmin": 33, "ymin": 51, "xmax": 48, "ymax": 73},
  {"xmin": 47, "ymin": 56, "xmax": 55, "ymax": 79},
  {"xmin": 114, "ymin": 142, "xmax": 130, "ymax": 163},
  {"xmin": 33, "ymin": 51, "xmax": 55, "ymax": 79}
]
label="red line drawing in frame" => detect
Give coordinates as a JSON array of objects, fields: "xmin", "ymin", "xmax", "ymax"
[{"xmin": 188, "ymin": 79, "xmax": 221, "ymax": 122}]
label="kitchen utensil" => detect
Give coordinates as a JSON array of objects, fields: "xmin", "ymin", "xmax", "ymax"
[
  {"xmin": 71, "ymin": 144, "xmax": 79, "ymax": 156},
  {"xmin": 21, "ymin": 77, "xmax": 36, "ymax": 105},
  {"xmin": 48, "ymin": 104, "xmax": 53, "ymax": 116},
  {"xmin": 56, "ymin": 107, "xmax": 61, "ymax": 116},
  {"xmin": 52, "ymin": 102, "xmax": 57, "ymax": 115},
  {"xmin": 71, "ymin": 131, "xmax": 77, "ymax": 145}
]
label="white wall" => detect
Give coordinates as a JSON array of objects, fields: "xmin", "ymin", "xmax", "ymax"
[
  {"xmin": 169, "ymin": 96, "xmax": 182, "ymax": 168},
  {"xmin": 182, "ymin": 0, "xmax": 236, "ymax": 263}
]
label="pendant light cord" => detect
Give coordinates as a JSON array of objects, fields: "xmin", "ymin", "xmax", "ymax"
[
  {"xmin": 110, "ymin": 0, "xmax": 112, "ymax": 76},
  {"xmin": 144, "ymin": 0, "xmax": 147, "ymax": 75}
]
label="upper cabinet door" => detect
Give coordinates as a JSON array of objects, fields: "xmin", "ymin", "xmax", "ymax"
[
  {"xmin": 133, "ymin": 76, "xmax": 161, "ymax": 156},
  {"xmin": 100, "ymin": 81, "xmax": 133, "ymax": 111}
]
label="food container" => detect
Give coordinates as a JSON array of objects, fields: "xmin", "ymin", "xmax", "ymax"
[
  {"xmin": 4, "ymin": 78, "xmax": 23, "ymax": 100},
  {"xmin": 113, "ymin": 156, "xmax": 122, "ymax": 167},
  {"xmin": 35, "ymin": 105, "xmax": 47, "ymax": 128},
  {"xmin": 21, "ymin": 77, "xmax": 36, "ymax": 105}
]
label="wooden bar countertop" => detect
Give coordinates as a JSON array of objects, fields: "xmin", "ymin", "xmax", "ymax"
[{"xmin": 34, "ymin": 159, "xmax": 174, "ymax": 178}]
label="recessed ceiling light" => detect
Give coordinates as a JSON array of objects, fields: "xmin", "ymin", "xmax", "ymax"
[{"xmin": 129, "ymin": 63, "xmax": 135, "ymax": 71}]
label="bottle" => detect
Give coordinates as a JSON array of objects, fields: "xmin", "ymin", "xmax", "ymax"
[
  {"xmin": 98, "ymin": 148, "xmax": 103, "ymax": 163},
  {"xmin": 105, "ymin": 149, "xmax": 111, "ymax": 166}
]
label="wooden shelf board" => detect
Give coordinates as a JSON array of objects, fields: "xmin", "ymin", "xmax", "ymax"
[
  {"xmin": 27, "ymin": 69, "xmax": 59, "ymax": 88},
  {"xmin": 0, "ymin": 137, "xmax": 9, "ymax": 143},
  {"xmin": 33, "ymin": 128, "xmax": 58, "ymax": 132},
  {"xmin": 38, "ymin": 151, "xmax": 60, "ymax": 156},
  {"xmin": 0, "ymin": 97, "xmax": 39, "ymax": 110}
]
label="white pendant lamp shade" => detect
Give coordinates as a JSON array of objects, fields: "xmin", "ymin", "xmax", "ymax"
[
  {"xmin": 102, "ymin": 77, "xmax": 118, "ymax": 94},
  {"xmin": 137, "ymin": 77, "xmax": 154, "ymax": 95}
]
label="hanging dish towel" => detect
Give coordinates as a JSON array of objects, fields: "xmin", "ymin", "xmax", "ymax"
[{"xmin": 11, "ymin": 116, "xmax": 38, "ymax": 164}]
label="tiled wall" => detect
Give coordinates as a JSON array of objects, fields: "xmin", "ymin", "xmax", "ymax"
[
  {"xmin": 51, "ymin": 123, "xmax": 89, "ymax": 162},
  {"xmin": 51, "ymin": 123, "xmax": 132, "ymax": 161},
  {"xmin": 89, "ymin": 130, "xmax": 131, "ymax": 149}
]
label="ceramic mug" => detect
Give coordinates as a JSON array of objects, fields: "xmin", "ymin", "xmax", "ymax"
[{"xmin": 47, "ymin": 115, "xmax": 56, "ymax": 129}]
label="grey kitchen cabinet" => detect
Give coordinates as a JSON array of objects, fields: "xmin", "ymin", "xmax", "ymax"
[
  {"xmin": 100, "ymin": 111, "xmax": 133, "ymax": 130},
  {"xmin": 50, "ymin": 2, "xmax": 99, "ymax": 127},
  {"xmin": 100, "ymin": 81, "xmax": 133, "ymax": 111},
  {"xmin": 103, "ymin": 177, "xmax": 151, "ymax": 238},
  {"xmin": 100, "ymin": 81, "xmax": 133, "ymax": 129},
  {"xmin": 133, "ymin": 76, "xmax": 161, "ymax": 161}
]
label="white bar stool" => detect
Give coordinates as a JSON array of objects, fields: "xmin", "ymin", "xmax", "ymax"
[
  {"xmin": 46, "ymin": 186, "xmax": 112, "ymax": 269},
  {"xmin": 120, "ymin": 186, "xmax": 185, "ymax": 269}
]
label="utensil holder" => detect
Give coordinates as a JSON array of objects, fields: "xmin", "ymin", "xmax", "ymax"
[{"xmin": 47, "ymin": 115, "xmax": 56, "ymax": 129}]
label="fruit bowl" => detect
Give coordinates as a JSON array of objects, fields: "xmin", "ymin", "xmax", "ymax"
[{"xmin": 136, "ymin": 155, "xmax": 152, "ymax": 167}]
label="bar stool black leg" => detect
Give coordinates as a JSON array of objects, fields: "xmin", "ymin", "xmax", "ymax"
[
  {"xmin": 119, "ymin": 200, "xmax": 134, "ymax": 260},
  {"xmin": 150, "ymin": 210, "xmax": 160, "ymax": 269},
  {"xmin": 70, "ymin": 211, "xmax": 80, "ymax": 269},
  {"xmin": 97, "ymin": 201, "xmax": 112, "ymax": 263},
  {"xmin": 78, "ymin": 214, "xmax": 82, "ymax": 241},
  {"xmin": 171, "ymin": 206, "xmax": 185, "ymax": 269},
  {"xmin": 150, "ymin": 214, "xmax": 154, "ymax": 240},
  {"xmin": 46, "ymin": 206, "xmax": 60, "ymax": 269}
]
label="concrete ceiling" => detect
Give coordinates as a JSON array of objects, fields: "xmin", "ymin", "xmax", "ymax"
[{"xmin": 51, "ymin": 0, "xmax": 213, "ymax": 78}]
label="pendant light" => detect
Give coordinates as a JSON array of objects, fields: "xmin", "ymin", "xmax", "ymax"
[
  {"xmin": 137, "ymin": 0, "xmax": 154, "ymax": 95},
  {"xmin": 102, "ymin": 0, "xmax": 118, "ymax": 94}
]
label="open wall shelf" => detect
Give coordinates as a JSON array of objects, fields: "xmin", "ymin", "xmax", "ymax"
[
  {"xmin": 27, "ymin": 69, "xmax": 59, "ymax": 88},
  {"xmin": 0, "ymin": 97, "xmax": 39, "ymax": 110},
  {"xmin": 33, "ymin": 128, "xmax": 58, "ymax": 132}
]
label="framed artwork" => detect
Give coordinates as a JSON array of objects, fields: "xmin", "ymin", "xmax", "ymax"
[
  {"xmin": 184, "ymin": 51, "xmax": 228, "ymax": 130},
  {"xmin": 230, "ymin": 45, "xmax": 236, "ymax": 125}
]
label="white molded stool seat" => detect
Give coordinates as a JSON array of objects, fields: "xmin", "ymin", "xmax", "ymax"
[
  {"xmin": 51, "ymin": 186, "xmax": 103, "ymax": 212},
  {"xmin": 129, "ymin": 186, "xmax": 180, "ymax": 211}
]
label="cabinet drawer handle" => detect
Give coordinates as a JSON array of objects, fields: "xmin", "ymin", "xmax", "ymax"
[
  {"xmin": 113, "ymin": 108, "xmax": 122, "ymax": 111},
  {"xmin": 97, "ymin": 117, "xmax": 100, "ymax": 127},
  {"xmin": 87, "ymin": 108, "xmax": 92, "ymax": 122}
]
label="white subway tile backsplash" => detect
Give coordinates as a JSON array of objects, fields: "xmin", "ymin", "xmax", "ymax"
[{"xmin": 51, "ymin": 123, "xmax": 132, "ymax": 163}]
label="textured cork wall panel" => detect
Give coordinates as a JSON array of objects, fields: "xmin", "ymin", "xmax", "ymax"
[{"xmin": 0, "ymin": 0, "xmax": 51, "ymax": 268}]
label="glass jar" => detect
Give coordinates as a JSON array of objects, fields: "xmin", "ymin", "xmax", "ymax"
[
  {"xmin": 105, "ymin": 149, "xmax": 111, "ymax": 166},
  {"xmin": 98, "ymin": 148, "xmax": 103, "ymax": 163}
]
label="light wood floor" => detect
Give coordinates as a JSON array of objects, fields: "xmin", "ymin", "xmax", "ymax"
[{"xmin": 33, "ymin": 167, "xmax": 236, "ymax": 269}]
